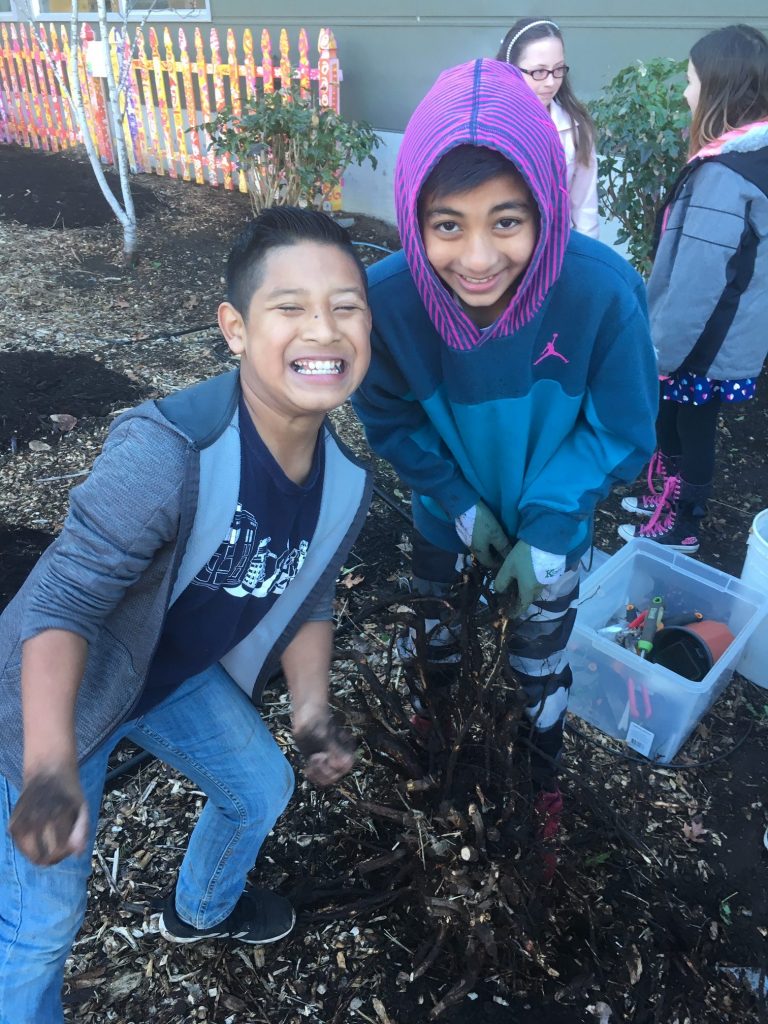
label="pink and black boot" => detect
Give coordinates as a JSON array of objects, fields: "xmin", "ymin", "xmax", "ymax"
[
  {"xmin": 618, "ymin": 476, "xmax": 711, "ymax": 554},
  {"xmin": 621, "ymin": 450, "xmax": 681, "ymax": 517}
]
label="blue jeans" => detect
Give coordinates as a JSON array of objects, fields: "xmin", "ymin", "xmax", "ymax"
[{"xmin": 0, "ymin": 664, "xmax": 294, "ymax": 1024}]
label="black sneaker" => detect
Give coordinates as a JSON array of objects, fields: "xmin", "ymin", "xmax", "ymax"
[
  {"xmin": 617, "ymin": 475, "xmax": 700, "ymax": 554},
  {"xmin": 618, "ymin": 514, "xmax": 700, "ymax": 553},
  {"xmin": 159, "ymin": 887, "xmax": 295, "ymax": 945}
]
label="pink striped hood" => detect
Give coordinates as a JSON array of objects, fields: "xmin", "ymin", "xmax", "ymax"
[{"xmin": 394, "ymin": 59, "xmax": 571, "ymax": 351}]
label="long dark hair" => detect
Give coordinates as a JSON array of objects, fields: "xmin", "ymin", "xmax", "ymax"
[
  {"xmin": 688, "ymin": 24, "xmax": 768, "ymax": 155},
  {"xmin": 496, "ymin": 16, "xmax": 595, "ymax": 166}
]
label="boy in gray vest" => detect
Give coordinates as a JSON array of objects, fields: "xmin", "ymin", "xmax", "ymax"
[{"xmin": 0, "ymin": 207, "xmax": 372, "ymax": 1024}]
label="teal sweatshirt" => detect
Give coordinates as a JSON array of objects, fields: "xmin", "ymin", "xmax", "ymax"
[{"xmin": 352, "ymin": 61, "xmax": 658, "ymax": 561}]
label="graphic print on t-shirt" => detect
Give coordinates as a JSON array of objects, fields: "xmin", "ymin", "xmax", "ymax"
[
  {"xmin": 193, "ymin": 502, "xmax": 310, "ymax": 599},
  {"xmin": 137, "ymin": 398, "xmax": 324, "ymax": 717}
]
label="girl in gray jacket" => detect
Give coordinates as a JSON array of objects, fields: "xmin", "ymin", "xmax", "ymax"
[{"xmin": 619, "ymin": 24, "xmax": 768, "ymax": 553}]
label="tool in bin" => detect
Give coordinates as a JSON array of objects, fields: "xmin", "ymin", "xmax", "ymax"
[
  {"xmin": 626, "ymin": 608, "xmax": 648, "ymax": 631},
  {"xmin": 597, "ymin": 623, "xmax": 630, "ymax": 639},
  {"xmin": 626, "ymin": 675, "xmax": 652, "ymax": 720},
  {"xmin": 600, "ymin": 602, "xmax": 703, "ymax": 659},
  {"xmin": 660, "ymin": 611, "xmax": 704, "ymax": 628},
  {"xmin": 636, "ymin": 595, "xmax": 664, "ymax": 659},
  {"xmin": 621, "ymin": 607, "xmax": 702, "ymax": 635}
]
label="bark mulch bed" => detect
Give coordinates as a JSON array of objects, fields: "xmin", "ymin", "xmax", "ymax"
[{"xmin": 1, "ymin": 146, "xmax": 767, "ymax": 1024}]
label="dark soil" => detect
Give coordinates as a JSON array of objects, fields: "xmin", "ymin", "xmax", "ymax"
[
  {"xmin": 0, "ymin": 527, "xmax": 54, "ymax": 606},
  {"xmin": 2, "ymin": 145, "xmax": 768, "ymax": 1024},
  {"xmin": 0, "ymin": 350, "xmax": 150, "ymax": 448},
  {"xmin": 0, "ymin": 144, "xmax": 160, "ymax": 228}
]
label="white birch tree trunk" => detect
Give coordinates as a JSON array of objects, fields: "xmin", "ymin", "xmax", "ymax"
[
  {"xmin": 66, "ymin": 2, "xmax": 128, "ymax": 228},
  {"xmin": 21, "ymin": 0, "xmax": 139, "ymax": 261},
  {"xmin": 95, "ymin": 0, "xmax": 137, "ymax": 259}
]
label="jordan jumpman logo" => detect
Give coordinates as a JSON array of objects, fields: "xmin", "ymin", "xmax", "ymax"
[{"xmin": 533, "ymin": 332, "xmax": 569, "ymax": 365}]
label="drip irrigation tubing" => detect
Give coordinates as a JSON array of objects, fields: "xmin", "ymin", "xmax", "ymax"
[
  {"xmin": 101, "ymin": 240, "xmax": 396, "ymax": 348},
  {"xmin": 108, "ymin": 321, "xmax": 219, "ymax": 346},
  {"xmin": 353, "ymin": 242, "xmax": 397, "ymax": 254},
  {"xmin": 105, "ymin": 750, "xmax": 154, "ymax": 786},
  {"xmin": 372, "ymin": 481, "xmax": 411, "ymax": 522}
]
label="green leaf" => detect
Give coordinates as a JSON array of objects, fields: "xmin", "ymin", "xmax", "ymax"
[
  {"xmin": 590, "ymin": 57, "xmax": 687, "ymax": 273},
  {"xmin": 585, "ymin": 851, "xmax": 611, "ymax": 867},
  {"xmin": 197, "ymin": 87, "xmax": 381, "ymax": 213}
]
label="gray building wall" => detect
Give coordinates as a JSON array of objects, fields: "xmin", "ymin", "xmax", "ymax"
[{"xmin": 214, "ymin": 3, "xmax": 768, "ymax": 130}]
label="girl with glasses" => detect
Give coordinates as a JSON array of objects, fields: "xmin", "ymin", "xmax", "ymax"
[
  {"xmin": 619, "ymin": 24, "xmax": 768, "ymax": 553},
  {"xmin": 497, "ymin": 17, "xmax": 598, "ymax": 238}
]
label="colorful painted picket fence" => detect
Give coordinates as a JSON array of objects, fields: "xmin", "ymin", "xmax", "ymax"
[{"xmin": 0, "ymin": 23, "xmax": 342, "ymax": 202}]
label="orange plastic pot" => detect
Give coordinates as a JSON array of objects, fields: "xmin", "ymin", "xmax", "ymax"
[{"xmin": 649, "ymin": 620, "xmax": 734, "ymax": 681}]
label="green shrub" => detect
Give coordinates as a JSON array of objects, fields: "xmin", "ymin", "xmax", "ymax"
[
  {"xmin": 199, "ymin": 89, "xmax": 381, "ymax": 215},
  {"xmin": 590, "ymin": 58, "xmax": 689, "ymax": 274}
]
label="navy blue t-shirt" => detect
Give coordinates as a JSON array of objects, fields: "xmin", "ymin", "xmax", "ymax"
[{"xmin": 136, "ymin": 399, "xmax": 325, "ymax": 715}]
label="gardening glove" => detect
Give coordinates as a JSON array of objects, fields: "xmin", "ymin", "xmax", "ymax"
[
  {"xmin": 294, "ymin": 712, "xmax": 356, "ymax": 787},
  {"xmin": 495, "ymin": 541, "xmax": 566, "ymax": 619},
  {"xmin": 455, "ymin": 501, "xmax": 512, "ymax": 569}
]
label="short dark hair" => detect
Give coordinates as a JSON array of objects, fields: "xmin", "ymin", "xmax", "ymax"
[
  {"xmin": 225, "ymin": 206, "xmax": 367, "ymax": 318},
  {"xmin": 418, "ymin": 145, "xmax": 525, "ymax": 222},
  {"xmin": 689, "ymin": 24, "xmax": 768, "ymax": 154}
]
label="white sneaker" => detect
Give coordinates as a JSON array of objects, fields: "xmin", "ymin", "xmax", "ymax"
[{"xmin": 620, "ymin": 493, "xmax": 662, "ymax": 517}]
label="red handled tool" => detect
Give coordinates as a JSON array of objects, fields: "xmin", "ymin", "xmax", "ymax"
[
  {"xmin": 627, "ymin": 608, "xmax": 648, "ymax": 631},
  {"xmin": 626, "ymin": 676, "xmax": 653, "ymax": 720}
]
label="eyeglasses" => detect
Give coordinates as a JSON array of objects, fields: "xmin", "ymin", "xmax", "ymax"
[{"xmin": 518, "ymin": 65, "xmax": 569, "ymax": 82}]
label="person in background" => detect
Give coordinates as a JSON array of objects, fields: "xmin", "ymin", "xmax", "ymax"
[
  {"xmin": 619, "ymin": 24, "xmax": 768, "ymax": 552},
  {"xmin": 497, "ymin": 16, "xmax": 599, "ymax": 238}
]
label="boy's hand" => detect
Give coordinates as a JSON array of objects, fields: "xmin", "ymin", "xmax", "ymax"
[
  {"xmin": 293, "ymin": 710, "xmax": 356, "ymax": 787},
  {"xmin": 495, "ymin": 542, "xmax": 566, "ymax": 619},
  {"xmin": 9, "ymin": 766, "xmax": 89, "ymax": 866},
  {"xmin": 455, "ymin": 501, "xmax": 512, "ymax": 568}
]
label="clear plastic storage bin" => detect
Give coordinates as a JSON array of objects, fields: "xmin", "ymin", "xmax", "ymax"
[{"xmin": 568, "ymin": 539, "xmax": 768, "ymax": 763}]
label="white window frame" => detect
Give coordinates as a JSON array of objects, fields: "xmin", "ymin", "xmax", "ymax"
[{"xmin": 22, "ymin": 0, "xmax": 211, "ymax": 23}]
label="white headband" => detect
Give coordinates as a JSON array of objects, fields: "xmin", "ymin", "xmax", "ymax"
[{"xmin": 505, "ymin": 20, "xmax": 560, "ymax": 63}]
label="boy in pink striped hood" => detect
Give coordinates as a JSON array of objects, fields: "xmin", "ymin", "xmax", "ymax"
[{"xmin": 352, "ymin": 60, "xmax": 657, "ymax": 852}]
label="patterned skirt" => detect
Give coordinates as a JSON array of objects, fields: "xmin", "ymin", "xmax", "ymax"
[{"xmin": 661, "ymin": 371, "xmax": 756, "ymax": 406}]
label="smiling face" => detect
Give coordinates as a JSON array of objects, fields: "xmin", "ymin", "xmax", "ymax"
[
  {"xmin": 684, "ymin": 59, "xmax": 701, "ymax": 113},
  {"xmin": 218, "ymin": 241, "xmax": 371, "ymax": 428},
  {"xmin": 421, "ymin": 172, "xmax": 539, "ymax": 328},
  {"xmin": 516, "ymin": 37, "xmax": 567, "ymax": 107}
]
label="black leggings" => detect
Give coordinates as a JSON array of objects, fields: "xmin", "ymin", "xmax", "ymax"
[{"xmin": 656, "ymin": 395, "xmax": 721, "ymax": 485}]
